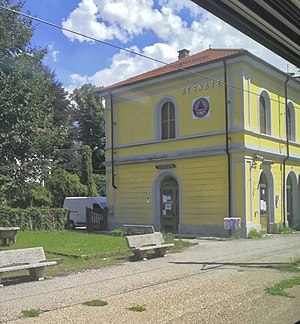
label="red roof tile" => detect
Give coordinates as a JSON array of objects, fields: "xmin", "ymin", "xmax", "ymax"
[{"xmin": 105, "ymin": 48, "xmax": 246, "ymax": 90}]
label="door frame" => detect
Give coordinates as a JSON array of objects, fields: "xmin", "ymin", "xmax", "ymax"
[
  {"xmin": 160, "ymin": 177, "xmax": 179, "ymax": 233},
  {"xmin": 286, "ymin": 171, "xmax": 298, "ymax": 228},
  {"xmin": 258, "ymin": 167, "xmax": 275, "ymax": 233},
  {"xmin": 152, "ymin": 170, "xmax": 182, "ymax": 232}
]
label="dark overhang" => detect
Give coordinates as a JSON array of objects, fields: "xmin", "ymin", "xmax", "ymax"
[{"xmin": 192, "ymin": 0, "xmax": 300, "ymax": 68}]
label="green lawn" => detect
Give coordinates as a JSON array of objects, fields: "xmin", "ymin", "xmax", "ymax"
[{"xmin": 1, "ymin": 230, "xmax": 128, "ymax": 256}]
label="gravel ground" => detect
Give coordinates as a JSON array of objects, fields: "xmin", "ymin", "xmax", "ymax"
[{"xmin": 1, "ymin": 233, "xmax": 300, "ymax": 324}]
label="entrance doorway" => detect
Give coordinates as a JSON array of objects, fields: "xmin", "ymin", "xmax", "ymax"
[
  {"xmin": 160, "ymin": 176, "xmax": 179, "ymax": 233},
  {"xmin": 259, "ymin": 172, "xmax": 268, "ymax": 234},
  {"xmin": 287, "ymin": 175, "xmax": 293, "ymax": 227},
  {"xmin": 286, "ymin": 172, "xmax": 298, "ymax": 228}
]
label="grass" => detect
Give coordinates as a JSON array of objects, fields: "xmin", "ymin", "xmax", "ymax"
[
  {"xmin": 272, "ymin": 258, "xmax": 300, "ymax": 273},
  {"xmin": 247, "ymin": 229, "xmax": 262, "ymax": 239},
  {"xmin": 277, "ymin": 226, "xmax": 295, "ymax": 234},
  {"xmin": 83, "ymin": 299, "xmax": 108, "ymax": 307},
  {"xmin": 265, "ymin": 258, "xmax": 300, "ymax": 298},
  {"xmin": 8, "ymin": 230, "xmax": 127, "ymax": 256},
  {"xmin": 265, "ymin": 277, "xmax": 300, "ymax": 298},
  {"xmin": 21, "ymin": 309, "xmax": 42, "ymax": 318},
  {"xmin": 128, "ymin": 304, "xmax": 147, "ymax": 312}
]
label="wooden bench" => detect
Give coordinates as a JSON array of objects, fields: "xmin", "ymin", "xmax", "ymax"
[
  {"xmin": 0, "ymin": 247, "xmax": 57, "ymax": 287},
  {"xmin": 125, "ymin": 232, "xmax": 174, "ymax": 261}
]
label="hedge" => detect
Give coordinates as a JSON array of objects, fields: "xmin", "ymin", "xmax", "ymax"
[{"xmin": 0, "ymin": 206, "xmax": 68, "ymax": 231}]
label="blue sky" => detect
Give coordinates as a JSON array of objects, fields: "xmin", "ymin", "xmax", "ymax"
[{"xmin": 21, "ymin": 0, "xmax": 298, "ymax": 92}]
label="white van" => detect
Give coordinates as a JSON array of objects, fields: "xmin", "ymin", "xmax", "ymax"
[{"xmin": 63, "ymin": 196, "xmax": 107, "ymax": 229}]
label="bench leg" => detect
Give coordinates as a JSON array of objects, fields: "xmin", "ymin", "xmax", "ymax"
[
  {"xmin": 29, "ymin": 267, "xmax": 45, "ymax": 281},
  {"xmin": 154, "ymin": 247, "xmax": 167, "ymax": 258},
  {"xmin": 133, "ymin": 250, "xmax": 147, "ymax": 261}
]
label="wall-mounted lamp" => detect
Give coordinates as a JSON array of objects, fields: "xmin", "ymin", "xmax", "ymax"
[
  {"xmin": 155, "ymin": 164, "xmax": 176, "ymax": 169},
  {"xmin": 253, "ymin": 154, "xmax": 264, "ymax": 161}
]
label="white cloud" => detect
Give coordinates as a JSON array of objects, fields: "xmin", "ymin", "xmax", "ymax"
[
  {"xmin": 62, "ymin": 0, "xmax": 125, "ymax": 42},
  {"xmin": 46, "ymin": 44, "xmax": 60, "ymax": 62},
  {"xmin": 63, "ymin": 0, "xmax": 297, "ymax": 90},
  {"xmin": 158, "ymin": 0, "xmax": 202, "ymax": 17},
  {"xmin": 67, "ymin": 43, "xmax": 177, "ymax": 89},
  {"xmin": 51, "ymin": 50, "xmax": 59, "ymax": 62}
]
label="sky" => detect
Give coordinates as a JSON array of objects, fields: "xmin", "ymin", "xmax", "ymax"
[{"xmin": 20, "ymin": 0, "xmax": 298, "ymax": 93}]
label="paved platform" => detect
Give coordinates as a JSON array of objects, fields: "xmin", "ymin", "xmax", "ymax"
[{"xmin": 1, "ymin": 233, "xmax": 300, "ymax": 323}]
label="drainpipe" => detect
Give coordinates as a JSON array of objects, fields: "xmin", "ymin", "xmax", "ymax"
[
  {"xmin": 223, "ymin": 60, "xmax": 232, "ymax": 218},
  {"xmin": 282, "ymin": 76, "xmax": 290, "ymax": 226},
  {"xmin": 109, "ymin": 92, "xmax": 117, "ymax": 189}
]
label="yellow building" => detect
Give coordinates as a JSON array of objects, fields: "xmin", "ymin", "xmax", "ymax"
[{"xmin": 99, "ymin": 48, "xmax": 300, "ymax": 237}]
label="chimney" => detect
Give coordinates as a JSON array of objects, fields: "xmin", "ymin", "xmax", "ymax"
[{"xmin": 178, "ymin": 49, "xmax": 190, "ymax": 60}]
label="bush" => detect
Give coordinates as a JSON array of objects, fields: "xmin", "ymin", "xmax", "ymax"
[
  {"xmin": 46, "ymin": 168, "xmax": 88, "ymax": 207},
  {"xmin": 247, "ymin": 229, "xmax": 262, "ymax": 239},
  {"xmin": 94, "ymin": 174, "xmax": 106, "ymax": 196},
  {"xmin": 110, "ymin": 228, "xmax": 125, "ymax": 237},
  {"xmin": 0, "ymin": 206, "xmax": 68, "ymax": 230},
  {"xmin": 277, "ymin": 225, "xmax": 294, "ymax": 234}
]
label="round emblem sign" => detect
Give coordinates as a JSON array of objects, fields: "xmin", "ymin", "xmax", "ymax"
[{"xmin": 192, "ymin": 97, "xmax": 210, "ymax": 119}]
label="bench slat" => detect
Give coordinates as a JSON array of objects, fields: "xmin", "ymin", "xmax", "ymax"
[
  {"xmin": 126, "ymin": 232, "xmax": 165, "ymax": 248},
  {"xmin": 125, "ymin": 232, "xmax": 174, "ymax": 260},
  {"xmin": 0, "ymin": 247, "xmax": 57, "ymax": 287},
  {"xmin": 0, "ymin": 261, "xmax": 57, "ymax": 273},
  {"xmin": 0, "ymin": 247, "xmax": 47, "ymax": 268}
]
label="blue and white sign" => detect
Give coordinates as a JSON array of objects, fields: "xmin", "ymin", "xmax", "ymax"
[{"xmin": 192, "ymin": 96, "xmax": 210, "ymax": 119}]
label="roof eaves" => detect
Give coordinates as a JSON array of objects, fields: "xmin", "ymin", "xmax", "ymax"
[{"xmin": 103, "ymin": 49, "xmax": 247, "ymax": 93}]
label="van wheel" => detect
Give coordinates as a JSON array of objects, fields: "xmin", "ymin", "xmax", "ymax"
[{"xmin": 68, "ymin": 220, "xmax": 75, "ymax": 230}]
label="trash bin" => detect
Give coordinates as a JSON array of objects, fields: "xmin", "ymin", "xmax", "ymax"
[{"xmin": 224, "ymin": 218, "xmax": 231, "ymax": 230}]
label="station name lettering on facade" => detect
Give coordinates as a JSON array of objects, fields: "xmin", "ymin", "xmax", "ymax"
[{"xmin": 181, "ymin": 80, "xmax": 222, "ymax": 95}]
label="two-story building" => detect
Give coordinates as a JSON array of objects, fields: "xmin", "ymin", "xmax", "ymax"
[{"xmin": 99, "ymin": 48, "xmax": 300, "ymax": 237}]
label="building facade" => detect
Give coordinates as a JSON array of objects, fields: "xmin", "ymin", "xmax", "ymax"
[{"xmin": 100, "ymin": 48, "xmax": 300, "ymax": 237}]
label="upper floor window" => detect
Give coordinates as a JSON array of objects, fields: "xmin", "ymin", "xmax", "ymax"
[
  {"xmin": 259, "ymin": 90, "xmax": 271, "ymax": 135},
  {"xmin": 287, "ymin": 102, "xmax": 296, "ymax": 141},
  {"xmin": 161, "ymin": 101, "xmax": 175, "ymax": 140},
  {"xmin": 259, "ymin": 96, "xmax": 267, "ymax": 134}
]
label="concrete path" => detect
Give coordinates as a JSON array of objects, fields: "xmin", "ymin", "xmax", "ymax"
[{"xmin": 1, "ymin": 233, "xmax": 300, "ymax": 323}]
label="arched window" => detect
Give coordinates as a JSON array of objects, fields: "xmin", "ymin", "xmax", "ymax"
[
  {"xmin": 259, "ymin": 96, "xmax": 267, "ymax": 134},
  {"xmin": 287, "ymin": 102, "xmax": 295, "ymax": 141},
  {"xmin": 161, "ymin": 101, "xmax": 175, "ymax": 140},
  {"xmin": 259, "ymin": 90, "xmax": 271, "ymax": 135}
]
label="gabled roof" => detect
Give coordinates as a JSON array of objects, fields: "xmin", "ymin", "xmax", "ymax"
[{"xmin": 104, "ymin": 48, "xmax": 247, "ymax": 91}]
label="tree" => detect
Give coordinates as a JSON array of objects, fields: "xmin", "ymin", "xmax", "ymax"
[
  {"xmin": 72, "ymin": 84, "xmax": 105, "ymax": 173},
  {"xmin": 46, "ymin": 168, "xmax": 88, "ymax": 207},
  {"xmin": 94, "ymin": 174, "xmax": 106, "ymax": 196},
  {"xmin": 81, "ymin": 145, "xmax": 97, "ymax": 196},
  {"xmin": 0, "ymin": 1, "xmax": 73, "ymax": 205}
]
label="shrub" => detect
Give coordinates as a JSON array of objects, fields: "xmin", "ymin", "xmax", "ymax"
[
  {"xmin": 277, "ymin": 225, "xmax": 294, "ymax": 234},
  {"xmin": 110, "ymin": 228, "xmax": 125, "ymax": 237},
  {"xmin": 0, "ymin": 206, "xmax": 68, "ymax": 230},
  {"xmin": 248, "ymin": 229, "xmax": 262, "ymax": 239}
]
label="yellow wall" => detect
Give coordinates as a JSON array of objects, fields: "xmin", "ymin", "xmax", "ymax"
[
  {"xmin": 106, "ymin": 155, "xmax": 228, "ymax": 227},
  {"xmin": 103, "ymin": 54, "xmax": 300, "ymax": 236}
]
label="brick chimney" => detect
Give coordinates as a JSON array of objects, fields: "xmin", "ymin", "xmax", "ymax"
[{"xmin": 178, "ymin": 49, "xmax": 190, "ymax": 60}]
